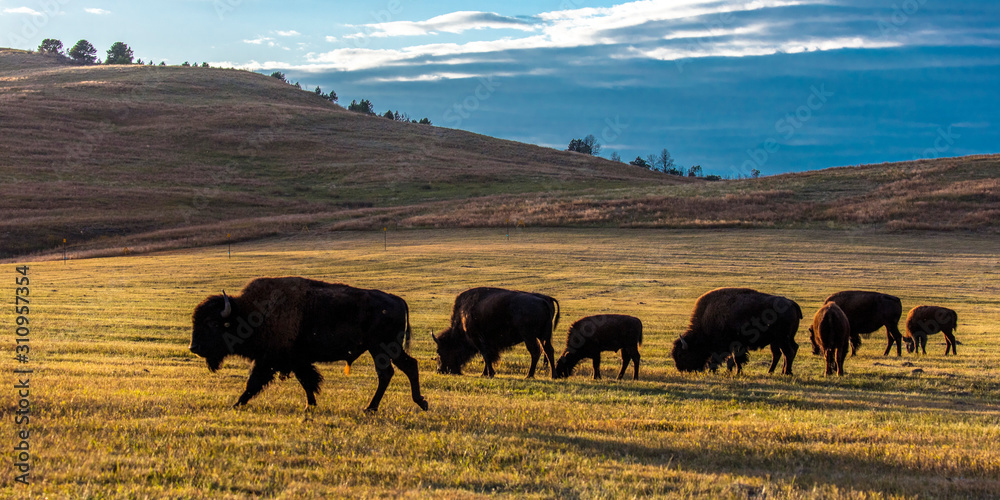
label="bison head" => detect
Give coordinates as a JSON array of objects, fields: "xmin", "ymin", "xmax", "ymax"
[
  {"xmin": 903, "ymin": 336, "xmax": 916, "ymax": 353},
  {"xmin": 671, "ymin": 334, "xmax": 711, "ymax": 372},
  {"xmin": 552, "ymin": 352, "xmax": 578, "ymax": 379},
  {"xmin": 433, "ymin": 327, "xmax": 477, "ymax": 375},
  {"xmin": 190, "ymin": 292, "xmax": 236, "ymax": 372},
  {"xmin": 808, "ymin": 326, "xmax": 821, "ymax": 355}
]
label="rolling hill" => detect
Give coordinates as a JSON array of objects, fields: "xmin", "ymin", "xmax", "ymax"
[{"xmin": 1, "ymin": 48, "xmax": 998, "ymax": 259}]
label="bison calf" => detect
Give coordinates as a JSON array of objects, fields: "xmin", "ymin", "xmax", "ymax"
[
  {"xmin": 809, "ymin": 302, "xmax": 851, "ymax": 376},
  {"xmin": 904, "ymin": 305, "xmax": 958, "ymax": 355},
  {"xmin": 553, "ymin": 314, "xmax": 642, "ymax": 380}
]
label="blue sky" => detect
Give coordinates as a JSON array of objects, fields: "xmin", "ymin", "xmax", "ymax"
[{"xmin": 3, "ymin": 0, "xmax": 998, "ymax": 175}]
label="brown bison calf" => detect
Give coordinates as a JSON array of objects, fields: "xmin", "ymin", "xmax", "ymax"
[
  {"xmin": 553, "ymin": 314, "xmax": 642, "ymax": 380},
  {"xmin": 809, "ymin": 302, "xmax": 851, "ymax": 376},
  {"xmin": 904, "ymin": 306, "xmax": 958, "ymax": 355}
]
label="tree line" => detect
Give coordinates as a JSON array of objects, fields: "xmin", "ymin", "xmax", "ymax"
[{"xmin": 567, "ymin": 134, "xmax": 722, "ymax": 180}]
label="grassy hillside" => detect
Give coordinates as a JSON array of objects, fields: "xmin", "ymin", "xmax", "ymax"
[
  {"xmin": 2, "ymin": 48, "xmax": 998, "ymax": 260},
  {"xmin": 2, "ymin": 229, "xmax": 998, "ymax": 497}
]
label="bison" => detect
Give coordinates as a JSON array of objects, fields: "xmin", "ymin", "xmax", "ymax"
[
  {"xmin": 809, "ymin": 302, "xmax": 851, "ymax": 376},
  {"xmin": 553, "ymin": 314, "xmax": 642, "ymax": 380},
  {"xmin": 189, "ymin": 277, "xmax": 428, "ymax": 412},
  {"xmin": 904, "ymin": 305, "xmax": 958, "ymax": 355},
  {"xmin": 824, "ymin": 291, "xmax": 903, "ymax": 357},
  {"xmin": 433, "ymin": 287, "xmax": 559, "ymax": 378},
  {"xmin": 671, "ymin": 288, "xmax": 801, "ymax": 375}
]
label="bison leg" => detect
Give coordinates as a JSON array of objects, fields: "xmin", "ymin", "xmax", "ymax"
[
  {"xmin": 836, "ymin": 347, "xmax": 847, "ymax": 376},
  {"xmin": 824, "ymin": 350, "xmax": 835, "ymax": 376},
  {"xmin": 617, "ymin": 350, "xmax": 631, "ymax": 380},
  {"xmin": 944, "ymin": 330, "xmax": 957, "ymax": 355},
  {"xmin": 777, "ymin": 341, "xmax": 797, "ymax": 375},
  {"xmin": 525, "ymin": 339, "xmax": 542, "ymax": 378},
  {"xmin": 366, "ymin": 354, "xmax": 395, "ymax": 413},
  {"xmin": 481, "ymin": 359, "xmax": 496, "ymax": 378},
  {"xmin": 292, "ymin": 364, "xmax": 323, "ymax": 406},
  {"xmin": 391, "ymin": 352, "xmax": 429, "ymax": 411},
  {"xmin": 767, "ymin": 344, "xmax": 782, "ymax": 374},
  {"xmin": 883, "ymin": 324, "xmax": 903, "ymax": 357},
  {"xmin": 919, "ymin": 335, "xmax": 928, "ymax": 355},
  {"xmin": 592, "ymin": 353, "xmax": 602, "ymax": 380},
  {"xmin": 540, "ymin": 338, "xmax": 557, "ymax": 378},
  {"xmin": 631, "ymin": 350, "xmax": 640, "ymax": 380},
  {"xmin": 235, "ymin": 363, "xmax": 277, "ymax": 407}
]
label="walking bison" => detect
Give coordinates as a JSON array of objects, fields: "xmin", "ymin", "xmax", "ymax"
[
  {"xmin": 433, "ymin": 287, "xmax": 559, "ymax": 378},
  {"xmin": 189, "ymin": 277, "xmax": 428, "ymax": 412},
  {"xmin": 671, "ymin": 288, "xmax": 802, "ymax": 375},
  {"xmin": 824, "ymin": 291, "xmax": 903, "ymax": 357},
  {"xmin": 809, "ymin": 302, "xmax": 851, "ymax": 376},
  {"xmin": 553, "ymin": 314, "xmax": 642, "ymax": 380},
  {"xmin": 904, "ymin": 305, "xmax": 958, "ymax": 355}
]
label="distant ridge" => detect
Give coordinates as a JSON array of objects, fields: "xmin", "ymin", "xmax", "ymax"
[{"xmin": 1, "ymin": 49, "xmax": 998, "ymax": 259}]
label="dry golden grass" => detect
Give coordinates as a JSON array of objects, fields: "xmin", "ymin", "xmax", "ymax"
[{"xmin": 1, "ymin": 228, "xmax": 998, "ymax": 498}]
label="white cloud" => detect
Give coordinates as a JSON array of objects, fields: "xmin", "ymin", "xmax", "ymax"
[
  {"xmin": 244, "ymin": 36, "xmax": 275, "ymax": 46},
  {"xmin": 325, "ymin": 36, "xmax": 338, "ymax": 42},
  {"xmin": 3, "ymin": 7, "xmax": 43, "ymax": 15},
  {"xmin": 84, "ymin": 8, "xmax": 110, "ymax": 15},
  {"xmin": 276, "ymin": 30, "xmax": 300, "ymax": 37},
  {"xmin": 351, "ymin": 11, "xmax": 538, "ymax": 38}
]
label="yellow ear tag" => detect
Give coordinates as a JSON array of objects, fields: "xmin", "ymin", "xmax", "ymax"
[{"xmin": 344, "ymin": 363, "xmax": 351, "ymax": 376}]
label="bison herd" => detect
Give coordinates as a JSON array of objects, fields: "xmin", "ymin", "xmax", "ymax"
[{"xmin": 189, "ymin": 277, "xmax": 960, "ymax": 412}]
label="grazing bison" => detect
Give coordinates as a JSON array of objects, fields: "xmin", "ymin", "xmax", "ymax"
[
  {"xmin": 809, "ymin": 302, "xmax": 851, "ymax": 376},
  {"xmin": 189, "ymin": 277, "xmax": 428, "ymax": 412},
  {"xmin": 904, "ymin": 305, "xmax": 958, "ymax": 355},
  {"xmin": 824, "ymin": 291, "xmax": 903, "ymax": 357},
  {"xmin": 553, "ymin": 314, "xmax": 642, "ymax": 380},
  {"xmin": 671, "ymin": 288, "xmax": 802, "ymax": 375},
  {"xmin": 433, "ymin": 287, "xmax": 559, "ymax": 378}
]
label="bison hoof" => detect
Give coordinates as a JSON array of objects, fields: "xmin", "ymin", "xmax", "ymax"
[
  {"xmin": 364, "ymin": 406, "xmax": 378, "ymax": 414},
  {"xmin": 415, "ymin": 398, "xmax": 429, "ymax": 411}
]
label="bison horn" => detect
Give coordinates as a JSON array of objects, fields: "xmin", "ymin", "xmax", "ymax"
[
  {"xmin": 221, "ymin": 291, "xmax": 232, "ymax": 318},
  {"xmin": 430, "ymin": 330, "xmax": 440, "ymax": 344},
  {"xmin": 678, "ymin": 336, "xmax": 688, "ymax": 350}
]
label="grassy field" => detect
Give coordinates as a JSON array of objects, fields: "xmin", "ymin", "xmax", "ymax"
[{"xmin": 2, "ymin": 228, "xmax": 998, "ymax": 498}]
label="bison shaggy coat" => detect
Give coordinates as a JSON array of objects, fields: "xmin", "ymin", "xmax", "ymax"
[
  {"xmin": 434, "ymin": 287, "xmax": 559, "ymax": 378},
  {"xmin": 809, "ymin": 302, "xmax": 851, "ymax": 376},
  {"xmin": 553, "ymin": 314, "xmax": 643, "ymax": 380},
  {"xmin": 189, "ymin": 277, "xmax": 428, "ymax": 412},
  {"xmin": 824, "ymin": 290, "xmax": 904, "ymax": 357},
  {"xmin": 671, "ymin": 288, "xmax": 802, "ymax": 375},
  {"xmin": 904, "ymin": 305, "xmax": 958, "ymax": 355}
]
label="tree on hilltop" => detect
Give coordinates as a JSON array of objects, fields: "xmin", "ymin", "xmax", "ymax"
[
  {"xmin": 105, "ymin": 42, "xmax": 134, "ymax": 64},
  {"xmin": 38, "ymin": 39, "xmax": 63, "ymax": 55},
  {"xmin": 68, "ymin": 40, "xmax": 98, "ymax": 64}
]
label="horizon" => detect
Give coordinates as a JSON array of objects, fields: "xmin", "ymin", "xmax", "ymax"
[{"xmin": 2, "ymin": 0, "xmax": 997, "ymax": 176}]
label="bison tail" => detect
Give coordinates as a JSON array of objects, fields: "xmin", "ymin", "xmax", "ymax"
[
  {"xmin": 637, "ymin": 320, "xmax": 644, "ymax": 346},
  {"xmin": 551, "ymin": 297, "xmax": 561, "ymax": 332},
  {"xmin": 792, "ymin": 300, "xmax": 803, "ymax": 320},
  {"xmin": 404, "ymin": 301, "xmax": 413, "ymax": 353}
]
